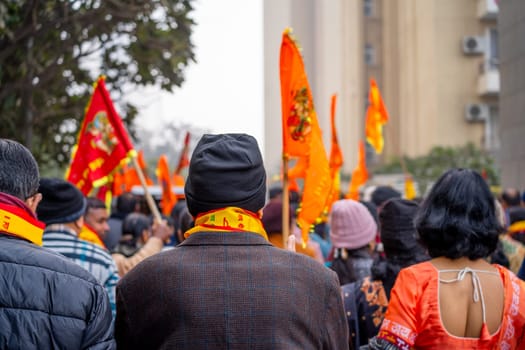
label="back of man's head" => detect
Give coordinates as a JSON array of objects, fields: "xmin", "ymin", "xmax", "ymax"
[
  {"xmin": 115, "ymin": 192, "xmax": 137, "ymax": 214},
  {"xmin": 371, "ymin": 186, "xmax": 401, "ymax": 208},
  {"xmin": 184, "ymin": 133, "xmax": 266, "ymax": 217},
  {"xmin": 0, "ymin": 139, "xmax": 39, "ymax": 200},
  {"xmin": 86, "ymin": 197, "xmax": 107, "ymax": 213},
  {"xmin": 37, "ymin": 178, "xmax": 87, "ymax": 225},
  {"xmin": 501, "ymin": 188, "xmax": 521, "ymax": 208}
]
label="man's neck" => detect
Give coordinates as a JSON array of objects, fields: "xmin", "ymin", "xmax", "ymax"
[{"xmin": 45, "ymin": 223, "xmax": 80, "ymax": 236}]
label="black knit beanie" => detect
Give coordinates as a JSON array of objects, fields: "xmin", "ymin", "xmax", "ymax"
[
  {"xmin": 371, "ymin": 186, "xmax": 401, "ymax": 207},
  {"xmin": 37, "ymin": 178, "xmax": 87, "ymax": 225},
  {"xmin": 379, "ymin": 198, "xmax": 426, "ymax": 258},
  {"xmin": 184, "ymin": 134, "xmax": 267, "ymax": 217}
]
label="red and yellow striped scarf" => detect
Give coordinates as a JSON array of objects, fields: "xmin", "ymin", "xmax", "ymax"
[
  {"xmin": 185, "ymin": 207, "xmax": 268, "ymax": 240},
  {"xmin": 0, "ymin": 193, "xmax": 45, "ymax": 246},
  {"xmin": 79, "ymin": 223, "xmax": 107, "ymax": 249}
]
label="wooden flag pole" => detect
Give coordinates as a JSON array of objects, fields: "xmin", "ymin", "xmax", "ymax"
[
  {"xmin": 282, "ymin": 154, "xmax": 290, "ymax": 248},
  {"xmin": 130, "ymin": 155, "xmax": 162, "ymax": 223}
]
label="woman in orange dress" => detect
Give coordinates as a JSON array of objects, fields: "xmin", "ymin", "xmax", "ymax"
[{"xmin": 369, "ymin": 168, "xmax": 525, "ymax": 349}]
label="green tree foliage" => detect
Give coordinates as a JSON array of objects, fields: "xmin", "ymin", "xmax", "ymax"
[
  {"xmin": 375, "ymin": 143, "xmax": 499, "ymax": 195},
  {"xmin": 0, "ymin": 0, "xmax": 195, "ymax": 169}
]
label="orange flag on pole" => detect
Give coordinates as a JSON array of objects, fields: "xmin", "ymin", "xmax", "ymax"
[
  {"xmin": 280, "ymin": 28, "xmax": 316, "ymax": 159},
  {"xmin": 365, "ymin": 78, "xmax": 389, "ymax": 154},
  {"xmin": 280, "ymin": 28, "xmax": 332, "ymax": 243},
  {"xmin": 175, "ymin": 131, "xmax": 191, "ymax": 176},
  {"xmin": 327, "ymin": 94, "xmax": 344, "ymax": 211},
  {"xmin": 120, "ymin": 150, "xmax": 153, "ymax": 192},
  {"xmin": 346, "ymin": 141, "xmax": 369, "ymax": 200},
  {"xmin": 156, "ymin": 155, "xmax": 177, "ymax": 216},
  {"xmin": 329, "ymin": 94, "xmax": 343, "ymax": 171},
  {"xmin": 66, "ymin": 76, "xmax": 135, "ymax": 195}
]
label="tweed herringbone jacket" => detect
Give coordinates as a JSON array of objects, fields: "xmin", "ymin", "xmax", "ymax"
[{"xmin": 115, "ymin": 231, "xmax": 349, "ymax": 349}]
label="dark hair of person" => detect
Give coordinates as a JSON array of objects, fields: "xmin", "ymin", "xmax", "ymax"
[
  {"xmin": 502, "ymin": 188, "xmax": 521, "ymax": 207},
  {"xmin": 170, "ymin": 200, "xmax": 188, "ymax": 231},
  {"xmin": 85, "ymin": 197, "xmax": 107, "ymax": 213},
  {"xmin": 415, "ymin": 168, "xmax": 504, "ymax": 260},
  {"xmin": 371, "ymin": 253, "xmax": 429, "ymax": 298},
  {"xmin": 179, "ymin": 207, "xmax": 194, "ymax": 234},
  {"xmin": 330, "ymin": 245, "xmax": 372, "ymax": 285},
  {"xmin": 115, "ymin": 192, "xmax": 138, "ymax": 214},
  {"xmin": 360, "ymin": 200, "xmax": 378, "ymax": 225},
  {"xmin": 0, "ymin": 139, "xmax": 40, "ymax": 200},
  {"xmin": 122, "ymin": 213, "xmax": 151, "ymax": 239}
]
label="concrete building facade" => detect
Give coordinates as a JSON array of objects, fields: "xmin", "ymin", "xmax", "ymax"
[
  {"xmin": 263, "ymin": 0, "xmax": 500, "ymax": 179},
  {"xmin": 498, "ymin": 0, "xmax": 525, "ymax": 188}
]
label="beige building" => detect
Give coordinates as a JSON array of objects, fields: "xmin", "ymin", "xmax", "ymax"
[
  {"xmin": 263, "ymin": 0, "xmax": 500, "ymax": 178},
  {"xmin": 498, "ymin": 0, "xmax": 525, "ymax": 189}
]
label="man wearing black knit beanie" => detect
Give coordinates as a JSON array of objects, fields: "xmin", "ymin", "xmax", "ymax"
[
  {"xmin": 38, "ymin": 177, "xmax": 120, "ymax": 318},
  {"xmin": 115, "ymin": 133, "xmax": 349, "ymax": 350}
]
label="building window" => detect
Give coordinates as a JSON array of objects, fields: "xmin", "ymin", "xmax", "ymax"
[
  {"xmin": 487, "ymin": 27, "xmax": 499, "ymax": 65},
  {"xmin": 485, "ymin": 106, "xmax": 500, "ymax": 152},
  {"xmin": 365, "ymin": 44, "xmax": 375, "ymax": 65},
  {"xmin": 364, "ymin": 0, "xmax": 374, "ymax": 17}
]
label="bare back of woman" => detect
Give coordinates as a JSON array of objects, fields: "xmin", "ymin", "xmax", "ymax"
[{"xmin": 433, "ymin": 256, "xmax": 505, "ymax": 338}]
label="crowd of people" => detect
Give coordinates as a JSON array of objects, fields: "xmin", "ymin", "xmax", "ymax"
[{"xmin": 1, "ymin": 134, "xmax": 525, "ymax": 349}]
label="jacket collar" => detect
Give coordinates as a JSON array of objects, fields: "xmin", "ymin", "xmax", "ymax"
[{"xmin": 179, "ymin": 231, "xmax": 273, "ymax": 247}]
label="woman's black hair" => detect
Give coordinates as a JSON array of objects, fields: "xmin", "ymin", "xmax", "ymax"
[
  {"xmin": 122, "ymin": 213, "xmax": 152, "ymax": 242},
  {"xmin": 414, "ymin": 168, "xmax": 504, "ymax": 260},
  {"xmin": 371, "ymin": 253, "xmax": 429, "ymax": 298}
]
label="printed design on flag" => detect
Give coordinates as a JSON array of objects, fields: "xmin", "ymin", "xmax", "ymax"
[
  {"xmin": 87, "ymin": 111, "xmax": 118, "ymax": 154},
  {"xmin": 288, "ymin": 87, "xmax": 312, "ymax": 142}
]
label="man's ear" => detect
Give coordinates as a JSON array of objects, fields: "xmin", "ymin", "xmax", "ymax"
[
  {"xmin": 24, "ymin": 193, "xmax": 42, "ymax": 214},
  {"xmin": 73, "ymin": 216, "xmax": 85, "ymax": 231}
]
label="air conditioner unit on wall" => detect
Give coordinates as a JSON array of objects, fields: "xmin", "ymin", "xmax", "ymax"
[
  {"xmin": 462, "ymin": 36, "xmax": 486, "ymax": 55},
  {"xmin": 465, "ymin": 103, "xmax": 489, "ymax": 122}
]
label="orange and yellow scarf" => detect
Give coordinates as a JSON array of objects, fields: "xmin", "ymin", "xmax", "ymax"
[
  {"xmin": 509, "ymin": 220, "xmax": 525, "ymax": 234},
  {"xmin": 185, "ymin": 207, "xmax": 268, "ymax": 240},
  {"xmin": 0, "ymin": 195, "xmax": 45, "ymax": 246},
  {"xmin": 79, "ymin": 223, "xmax": 106, "ymax": 249}
]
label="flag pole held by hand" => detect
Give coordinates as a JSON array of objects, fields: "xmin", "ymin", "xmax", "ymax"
[{"xmin": 130, "ymin": 155, "xmax": 162, "ymax": 223}]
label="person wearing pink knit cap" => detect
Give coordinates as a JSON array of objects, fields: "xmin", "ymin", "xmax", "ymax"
[{"xmin": 329, "ymin": 199, "xmax": 378, "ymax": 285}]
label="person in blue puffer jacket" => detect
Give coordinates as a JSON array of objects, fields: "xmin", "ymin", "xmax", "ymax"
[{"xmin": 0, "ymin": 138, "xmax": 115, "ymax": 350}]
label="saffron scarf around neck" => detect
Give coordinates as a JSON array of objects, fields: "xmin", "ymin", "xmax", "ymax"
[
  {"xmin": 0, "ymin": 192, "xmax": 45, "ymax": 246},
  {"xmin": 79, "ymin": 223, "xmax": 107, "ymax": 249},
  {"xmin": 185, "ymin": 207, "xmax": 268, "ymax": 240}
]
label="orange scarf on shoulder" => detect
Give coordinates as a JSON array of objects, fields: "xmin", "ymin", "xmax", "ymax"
[
  {"xmin": 0, "ymin": 193, "xmax": 45, "ymax": 246},
  {"xmin": 79, "ymin": 223, "xmax": 107, "ymax": 249},
  {"xmin": 185, "ymin": 207, "xmax": 268, "ymax": 240}
]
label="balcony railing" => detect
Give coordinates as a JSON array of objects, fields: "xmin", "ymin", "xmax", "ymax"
[{"xmin": 478, "ymin": 59, "xmax": 500, "ymax": 96}]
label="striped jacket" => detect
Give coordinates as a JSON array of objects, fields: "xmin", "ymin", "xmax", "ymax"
[{"xmin": 43, "ymin": 225, "xmax": 119, "ymax": 316}]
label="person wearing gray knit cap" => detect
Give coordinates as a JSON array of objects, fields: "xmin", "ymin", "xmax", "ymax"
[{"xmin": 115, "ymin": 133, "xmax": 349, "ymax": 350}]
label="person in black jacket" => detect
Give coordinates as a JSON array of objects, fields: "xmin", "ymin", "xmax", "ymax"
[{"xmin": 0, "ymin": 138, "xmax": 115, "ymax": 350}]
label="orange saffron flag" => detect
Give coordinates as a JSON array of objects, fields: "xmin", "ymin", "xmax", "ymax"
[
  {"xmin": 280, "ymin": 28, "xmax": 332, "ymax": 243},
  {"xmin": 365, "ymin": 78, "xmax": 389, "ymax": 154},
  {"xmin": 288, "ymin": 156, "xmax": 308, "ymax": 179},
  {"xmin": 120, "ymin": 150, "xmax": 153, "ymax": 192},
  {"xmin": 66, "ymin": 76, "xmax": 135, "ymax": 195},
  {"xmin": 175, "ymin": 131, "xmax": 191, "ymax": 175},
  {"xmin": 327, "ymin": 94, "xmax": 344, "ymax": 211},
  {"xmin": 280, "ymin": 28, "xmax": 316, "ymax": 158},
  {"xmin": 346, "ymin": 141, "xmax": 369, "ymax": 200},
  {"xmin": 329, "ymin": 94, "xmax": 343, "ymax": 171},
  {"xmin": 156, "ymin": 155, "xmax": 177, "ymax": 216}
]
